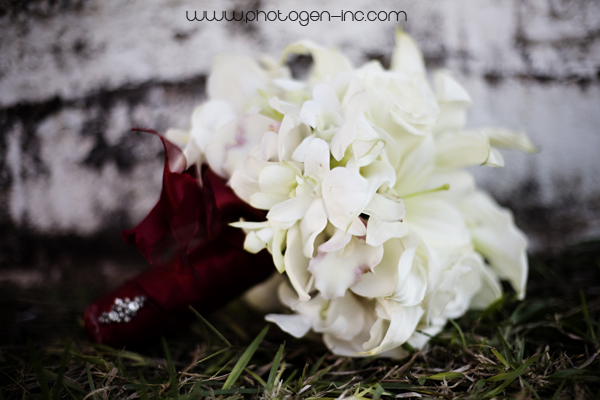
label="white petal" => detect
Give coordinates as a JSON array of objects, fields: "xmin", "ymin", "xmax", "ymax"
[
  {"xmin": 272, "ymin": 229, "xmax": 287, "ymax": 273},
  {"xmin": 301, "ymin": 198, "xmax": 328, "ymax": 258},
  {"xmin": 347, "ymin": 216, "xmax": 368, "ymax": 237},
  {"xmin": 366, "ymin": 216, "xmax": 409, "ymax": 247},
  {"xmin": 292, "ymin": 134, "xmax": 317, "ymax": 162},
  {"xmin": 331, "ymin": 120, "xmax": 357, "ymax": 161},
  {"xmin": 365, "ymin": 193, "xmax": 406, "ymax": 222},
  {"xmin": 318, "ymin": 228, "xmax": 352, "ymax": 253},
  {"xmin": 190, "ymin": 101, "xmax": 237, "ymax": 151},
  {"xmin": 343, "ymin": 89, "xmax": 369, "ymax": 117},
  {"xmin": 342, "ymin": 77, "xmax": 365, "ymax": 107},
  {"xmin": 485, "ymin": 147, "xmax": 505, "ymax": 167},
  {"xmin": 404, "ymin": 197, "xmax": 471, "ymax": 251},
  {"xmin": 351, "ymin": 238, "xmax": 402, "ymax": 298},
  {"xmin": 363, "ymin": 302, "xmax": 424, "ymax": 355},
  {"xmin": 313, "ymin": 84, "xmax": 341, "ymax": 110},
  {"xmin": 261, "ymin": 130, "xmax": 279, "ymax": 161},
  {"xmin": 435, "ymin": 131, "xmax": 491, "ymax": 169},
  {"xmin": 470, "ymin": 262, "xmax": 503, "ymax": 310},
  {"xmin": 481, "ymin": 128, "xmax": 537, "ymax": 153},
  {"xmin": 243, "ymin": 231, "xmax": 267, "ymax": 253},
  {"xmin": 407, "ymin": 324, "xmax": 443, "ymax": 349},
  {"xmin": 304, "ymin": 138, "xmax": 330, "ymax": 182},
  {"xmin": 208, "ymin": 55, "xmax": 268, "ymax": 113},
  {"xmin": 309, "ymin": 238, "xmax": 383, "ymax": 300},
  {"xmin": 362, "ymin": 318, "xmax": 387, "ymax": 352},
  {"xmin": 265, "ymin": 314, "xmax": 312, "ymax": 338},
  {"xmin": 361, "ymin": 160, "xmax": 397, "ymax": 198},
  {"xmin": 258, "ymin": 165, "xmax": 298, "ymax": 195},
  {"xmin": 352, "ymin": 139, "xmax": 386, "ymax": 167},
  {"xmin": 308, "ymin": 251, "xmax": 354, "ymax": 300},
  {"xmin": 427, "ymin": 253, "xmax": 483, "ymax": 320},
  {"xmin": 459, "ymin": 191, "xmax": 528, "ymax": 299},
  {"xmin": 299, "ymin": 100, "xmax": 320, "ymax": 128},
  {"xmin": 282, "ymin": 40, "xmax": 353, "ymax": 83},
  {"xmin": 435, "ymin": 70, "xmax": 472, "ymax": 104},
  {"xmin": 272, "ymin": 78, "xmax": 306, "ymax": 92},
  {"xmin": 323, "ymin": 334, "xmax": 367, "ymax": 357},
  {"xmin": 325, "ymin": 294, "xmax": 366, "ymax": 341},
  {"xmin": 322, "ymin": 168, "xmax": 368, "ymax": 232},
  {"xmin": 249, "ymin": 192, "xmax": 289, "ymax": 210},
  {"xmin": 284, "ymin": 224, "xmax": 312, "ymax": 301},
  {"xmin": 389, "ymin": 244, "xmax": 428, "ymax": 307},
  {"xmin": 278, "ymin": 113, "xmax": 308, "ymax": 162},
  {"xmin": 394, "ymin": 135, "xmax": 435, "ymax": 196},
  {"xmin": 229, "ymin": 220, "xmax": 271, "ymax": 229},
  {"xmin": 205, "ymin": 114, "xmax": 276, "ymax": 178},
  {"xmin": 244, "ymin": 273, "xmax": 285, "ymax": 313},
  {"xmin": 267, "ymin": 193, "xmax": 313, "ymax": 224},
  {"xmin": 230, "ymin": 171, "xmax": 259, "ymax": 204},
  {"xmin": 269, "ymin": 96, "xmax": 299, "ymax": 115},
  {"xmin": 390, "ymin": 29, "xmax": 427, "ymax": 77}
]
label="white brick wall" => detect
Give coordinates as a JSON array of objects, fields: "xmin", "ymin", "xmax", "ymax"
[{"xmin": 1, "ymin": 0, "xmax": 599, "ymax": 250}]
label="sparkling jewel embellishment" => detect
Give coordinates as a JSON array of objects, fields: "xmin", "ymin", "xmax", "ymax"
[{"xmin": 98, "ymin": 296, "xmax": 146, "ymax": 324}]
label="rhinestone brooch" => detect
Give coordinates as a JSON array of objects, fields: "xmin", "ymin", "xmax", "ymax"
[{"xmin": 98, "ymin": 296, "xmax": 146, "ymax": 324}]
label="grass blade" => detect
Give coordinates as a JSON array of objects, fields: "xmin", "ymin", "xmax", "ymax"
[
  {"xmin": 85, "ymin": 363, "xmax": 98, "ymax": 400},
  {"xmin": 222, "ymin": 325, "xmax": 269, "ymax": 390},
  {"xmin": 372, "ymin": 383, "xmax": 385, "ymax": 400},
  {"xmin": 189, "ymin": 306, "xmax": 232, "ymax": 347},
  {"xmin": 161, "ymin": 337, "xmax": 179, "ymax": 398},
  {"xmin": 28, "ymin": 343, "xmax": 50, "ymax": 399},
  {"xmin": 266, "ymin": 343, "xmax": 285, "ymax": 392},
  {"xmin": 51, "ymin": 341, "xmax": 71, "ymax": 400},
  {"xmin": 308, "ymin": 351, "xmax": 328, "ymax": 377},
  {"xmin": 491, "ymin": 348, "xmax": 510, "ymax": 369},
  {"xmin": 580, "ymin": 289, "xmax": 597, "ymax": 342},
  {"xmin": 449, "ymin": 319, "xmax": 467, "ymax": 349},
  {"xmin": 427, "ymin": 372, "xmax": 465, "ymax": 381}
]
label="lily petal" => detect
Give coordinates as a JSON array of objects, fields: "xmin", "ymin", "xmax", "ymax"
[
  {"xmin": 435, "ymin": 131, "xmax": 491, "ymax": 169},
  {"xmin": 459, "ymin": 191, "xmax": 528, "ymax": 299}
]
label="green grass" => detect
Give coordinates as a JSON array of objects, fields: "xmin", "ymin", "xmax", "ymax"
[{"xmin": 1, "ymin": 240, "xmax": 599, "ymax": 399}]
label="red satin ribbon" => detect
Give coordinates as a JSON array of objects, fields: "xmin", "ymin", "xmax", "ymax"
[{"xmin": 83, "ymin": 129, "xmax": 274, "ymax": 347}]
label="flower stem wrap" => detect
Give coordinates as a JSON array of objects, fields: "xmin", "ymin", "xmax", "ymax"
[{"xmin": 83, "ymin": 129, "xmax": 274, "ymax": 347}]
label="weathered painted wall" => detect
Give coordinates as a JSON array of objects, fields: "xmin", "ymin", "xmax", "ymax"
[{"xmin": 1, "ymin": 0, "xmax": 599, "ymax": 265}]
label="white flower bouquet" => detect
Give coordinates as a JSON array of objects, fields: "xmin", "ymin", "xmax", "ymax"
[{"xmin": 163, "ymin": 29, "xmax": 535, "ymax": 358}]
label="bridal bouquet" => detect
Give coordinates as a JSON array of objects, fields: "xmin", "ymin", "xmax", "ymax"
[{"xmin": 85, "ymin": 30, "xmax": 534, "ymax": 358}]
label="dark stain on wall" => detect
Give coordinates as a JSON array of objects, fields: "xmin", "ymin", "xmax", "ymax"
[
  {"xmin": 0, "ymin": 75, "xmax": 208, "ymax": 266},
  {"xmin": 499, "ymin": 177, "xmax": 600, "ymax": 254},
  {"xmin": 0, "ymin": 0, "xmax": 86, "ymax": 20}
]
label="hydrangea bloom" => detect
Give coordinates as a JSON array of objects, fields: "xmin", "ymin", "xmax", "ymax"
[{"xmin": 167, "ymin": 30, "xmax": 535, "ymax": 358}]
